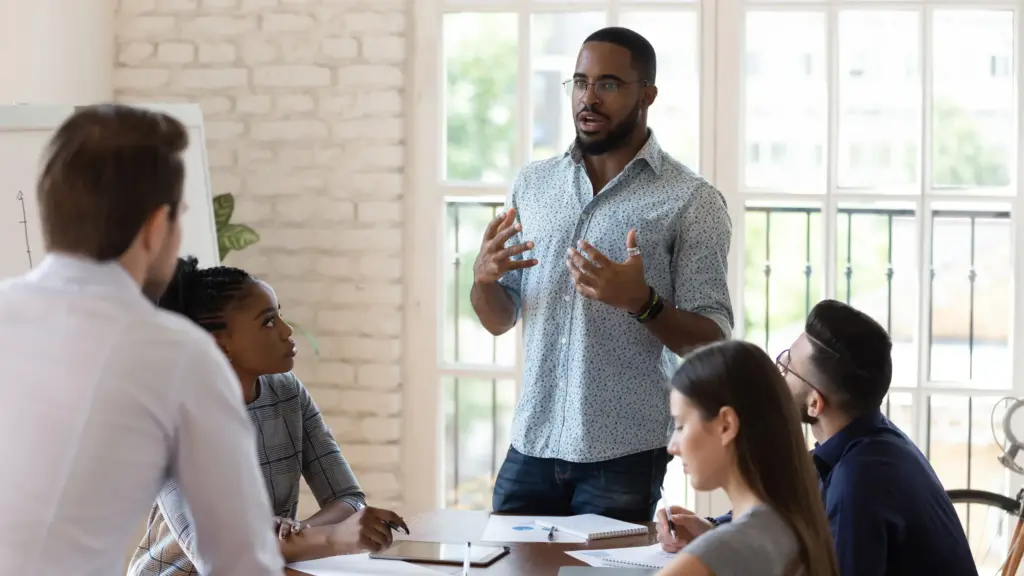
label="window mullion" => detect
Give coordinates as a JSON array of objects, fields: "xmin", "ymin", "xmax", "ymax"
[
  {"xmin": 715, "ymin": 0, "xmax": 745, "ymax": 340},
  {"xmin": 700, "ymin": 0, "xmax": 718, "ymax": 181},
  {"xmin": 824, "ymin": 5, "xmax": 839, "ymax": 302},
  {"xmin": 1006, "ymin": 0, "xmax": 1024, "ymax": 500},
  {"xmin": 516, "ymin": 1, "xmax": 530, "ymax": 169},
  {"xmin": 914, "ymin": 6, "xmax": 934, "ymax": 449}
]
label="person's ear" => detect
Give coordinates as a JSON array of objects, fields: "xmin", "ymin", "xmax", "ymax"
[
  {"xmin": 717, "ymin": 406, "xmax": 740, "ymax": 446},
  {"xmin": 140, "ymin": 205, "xmax": 172, "ymax": 256},
  {"xmin": 642, "ymin": 85, "xmax": 658, "ymax": 109},
  {"xmin": 807, "ymin": 388, "xmax": 825, "ymax": 419}
]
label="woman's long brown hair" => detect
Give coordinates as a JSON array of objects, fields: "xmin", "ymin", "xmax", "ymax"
[{"xmin": 671, "ymin": 340, "xmax": 839, "ymax": 576}]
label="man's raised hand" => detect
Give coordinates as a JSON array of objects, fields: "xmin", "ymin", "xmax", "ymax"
[{"xmin": 473, "ymin": 207, "xmax": 538, "ymax": 284}]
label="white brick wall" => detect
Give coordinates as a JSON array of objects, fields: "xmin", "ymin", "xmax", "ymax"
[{"xmin": 114, "ymin": 0, "xmax": 409, "ymax": 518}]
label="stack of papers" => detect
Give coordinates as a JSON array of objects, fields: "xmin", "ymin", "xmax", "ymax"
[
  {"xmin": 566, "ymin": 544, "xmax": 677, "ymax": 569},
  {"xmin": 480, "ymin": 515, "xmax": 587, "ymax": 543},
  {"xmin": 536, "ymin": 514, "xmax": 648, "ymax": 540},
  {"xmin": 286, "ymin": 553, "xmax": 445, "ymax": 576}
]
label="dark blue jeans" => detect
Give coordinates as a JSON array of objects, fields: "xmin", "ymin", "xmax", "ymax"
[{"xmin": 491, "ymin": 446, "xmax": 671, "ymax": 523}]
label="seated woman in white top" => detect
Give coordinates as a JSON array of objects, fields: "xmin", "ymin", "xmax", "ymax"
[{"xmin": 657, "ymin": 340, "xmax": 839, "ymax": 576}]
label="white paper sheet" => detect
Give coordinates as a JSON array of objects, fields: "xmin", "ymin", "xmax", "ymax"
[
  {"xmin": 480, "ymin": 515, "xmax": 587, "ymax": 543},
  {"xmin": 565, "ymin": 544, "xmax": 677, "ymax": 569},
  {"xmin": 286, "ymin": 553, "xmax": 445, "ymax": 576},
  {"xmin": 565, "ymin": 549, "xmax": 614, "ymax": 567}
]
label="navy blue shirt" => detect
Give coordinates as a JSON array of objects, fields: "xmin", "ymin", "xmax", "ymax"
[{"xmin": 714, "ymin": 411, "xmax": 977, "ymax": 575}]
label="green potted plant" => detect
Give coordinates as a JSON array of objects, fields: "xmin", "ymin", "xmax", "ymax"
[{"xmin": 213, "ymin": 193, "xmax": 260, "ymax": 261}]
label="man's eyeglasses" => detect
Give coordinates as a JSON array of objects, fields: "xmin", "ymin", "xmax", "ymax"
[
  {"xmin": 776, "ymin": 349, "xmax": 821, "ymax": 394},
  {"xmin": 562, "ymin": 78, "xmax": 649, "ymax": 98}
]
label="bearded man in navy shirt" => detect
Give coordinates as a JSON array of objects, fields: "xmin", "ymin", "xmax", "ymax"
[{"xmin": 657, "ymin": 300, "xmax": 977, "ymax": 576}]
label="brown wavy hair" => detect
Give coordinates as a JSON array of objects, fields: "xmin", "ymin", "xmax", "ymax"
[{"xmin": 671, "ymin": 340, "xmax": 839, "ymax": 576}]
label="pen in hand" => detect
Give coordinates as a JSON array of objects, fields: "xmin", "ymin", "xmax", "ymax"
[
  {"xmin": 384, "ymin": 520, "xmax": 410, "ymax": 535},
  {"xmin": 660, "ymin": 484, "xmax": 677, "ymax": 539},
  {"xmin": 462, "ymin": 541, "xmax": 471, "ymax": 575}
]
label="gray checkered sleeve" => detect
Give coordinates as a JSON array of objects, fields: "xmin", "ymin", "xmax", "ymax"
[
  {"xmin": 296, "ymin": 377, "xmax": 366, "ymax": 510},
  {"xmin": 127, "ymin": 484, "xmax": 199, "ymax": 576}
]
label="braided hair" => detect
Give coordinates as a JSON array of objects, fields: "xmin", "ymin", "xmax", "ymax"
[{"xmin": 159, "ymin": 255, "xmax": 255, "ymax": 332}]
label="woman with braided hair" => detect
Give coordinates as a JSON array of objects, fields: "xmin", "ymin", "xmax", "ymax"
[{"xmin": 128, "ymin": 256, "xmax": 408, "ymax": 576}]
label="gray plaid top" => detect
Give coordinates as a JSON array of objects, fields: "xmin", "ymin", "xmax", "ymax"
[{"xmin": 127, "ymin": 372, "xmax": 365, "ymax": 575}]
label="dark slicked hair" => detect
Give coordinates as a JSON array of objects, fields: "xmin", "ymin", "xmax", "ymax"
[
  {"xmin": 38, "ymin": 104, "xmax": 187, "ymax": 261},
  {"xmin": 584, "ymin": 27, "xmax": 657, "ymax": 84},
  {"xmin": 805, "ymin": 299, "xmax": 893, "ymax": 415}
]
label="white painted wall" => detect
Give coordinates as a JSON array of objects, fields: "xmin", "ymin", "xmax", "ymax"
[{"xmin": 0, "ymin": 0, "xmax": 114, "ymax": 103}]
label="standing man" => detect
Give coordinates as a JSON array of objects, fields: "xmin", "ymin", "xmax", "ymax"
[
  {"xmin": 472, "ymin": 27, "xmax": 733, "ymax": 522},
  {"xmin": 0, "ymin": 105, "xmax": 284, "ymax": 575}
]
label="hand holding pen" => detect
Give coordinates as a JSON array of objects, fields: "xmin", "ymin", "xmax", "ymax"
[
  {"xmin": 655, "ymin": 504, "xmax": 714, "ymax": 552},
  {"xmin": 384, "ymin": 519, "xmax": 410, "ymax": 535},
  {"xmin": 329, "ymin": 505, "xmax": 410, "ymax": 554}
]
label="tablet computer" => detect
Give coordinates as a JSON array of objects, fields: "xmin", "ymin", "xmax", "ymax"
[{"xmin": 369, "ymin": 541, "xmax": 510, "ymax": 567}]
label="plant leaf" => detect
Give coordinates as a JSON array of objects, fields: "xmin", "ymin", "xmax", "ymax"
[
  {"xmin": 289, "ymin": 321, "xmax": 320, "ymax": 358},
  {"xmin": 218, "ymin": 223, "xmax": 260, "ymax": 257},
  {"xmin": 212, "ymin": 193, "xmax": 234, "ymax": 228}
]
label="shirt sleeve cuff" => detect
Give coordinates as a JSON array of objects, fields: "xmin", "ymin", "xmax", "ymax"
[
  {"xmin": 497, "ymin": 281, "xmax": 522, "ymax": 320},
  {"xmin": 323, "ymin": 494, "xmax": 366, "ymax": 511},
  {"xmin": 692, "ymin": 309, "xmax": 731, "ymax": 340},
  {"xmin": 341, "ymin": 496, "xmax": 367, "ymax": 511}
]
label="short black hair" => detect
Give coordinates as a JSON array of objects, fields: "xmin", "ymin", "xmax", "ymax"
[
  {"xmin": 39, "ymin": 104, "xmax": 187, "ymax": 260},
  {"xmin": 159, "ymin": 255, "xmax": 255, "ymax": 332},
  {"xmin": 804, "ymin": 299, "xmax": 893, "ymax": 416},
  {"xmin": 584, "ymin": 27, "xmax": 657, "ymax": 84}
]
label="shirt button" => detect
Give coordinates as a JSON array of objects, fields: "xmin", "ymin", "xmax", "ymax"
[
  {"xmin": 561, "ymin": 337, "xmax": 567, "ymax": 345},
  {"xmin": 564, "ymin": 294, "xmax": 571, "ymax": 301}
]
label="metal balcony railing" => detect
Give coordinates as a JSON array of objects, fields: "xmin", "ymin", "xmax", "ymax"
[{"xmin": 443, "ymin": 201, "xmax": 1012, "ymax": 513}]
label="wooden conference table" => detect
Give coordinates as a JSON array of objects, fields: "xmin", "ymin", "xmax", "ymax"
[{"xmin": 286, "ymin": 509, "xmax": 658, "ymax": 576}]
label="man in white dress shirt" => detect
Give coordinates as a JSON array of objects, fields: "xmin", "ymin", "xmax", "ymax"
[{"xmin": 0, "ymin": 105, "xmax": 284, "ymax": 575}]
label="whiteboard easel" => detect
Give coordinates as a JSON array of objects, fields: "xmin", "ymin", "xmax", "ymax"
[{"xmin": 0, "ymin": 103, "xmax": 220, "ymax": 282}]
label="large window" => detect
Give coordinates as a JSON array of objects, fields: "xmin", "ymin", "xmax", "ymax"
[{"xmin": 411, "ymin": 0, "xmax": 1024, "ymax": 567}]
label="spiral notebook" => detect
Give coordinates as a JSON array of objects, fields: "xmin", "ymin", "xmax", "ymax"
[
  {"xmin": 535, "ymin": 514, "xmax": 649, "ymax": 541},
  {"xmin": 600, "ymin": 544, "xmax": 677, "ymax": 569},
  {"xmin": 566, "ymin": 544, "xmax": 676, "ymax": 570}
]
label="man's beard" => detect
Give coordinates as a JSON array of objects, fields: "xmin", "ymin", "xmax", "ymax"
[
  {"xmin": 142, "ymin": 277, "xmax": 172, "ymax": 305},
  {"xmin": 800, "ymin": 403, "xmax": 819, "ymax": 426},
  {"xmin": 575, "ymin": 98, "xmax": 642, "ymax": 156},
  {"xmin": 141, "ymin": 242, "xmax": 176, "ymax": 304}
]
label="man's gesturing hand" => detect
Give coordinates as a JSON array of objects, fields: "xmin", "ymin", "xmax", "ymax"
[
  {"xmin": 473, "ymin": 207, "xmax": 538, "ymax": 284},
  {"xmin": 567, "ymin": 228, "xmax": 650, "ymax": 312}
]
